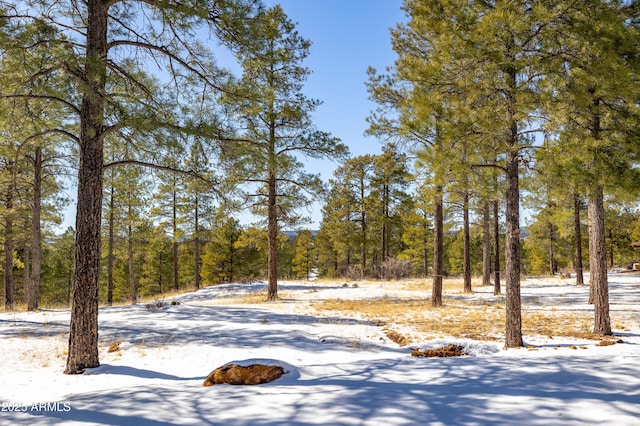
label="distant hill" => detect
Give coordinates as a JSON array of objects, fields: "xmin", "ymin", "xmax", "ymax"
[{"xmin": 282, "ymin": 230, "xmax": 318, "ymax": 238}]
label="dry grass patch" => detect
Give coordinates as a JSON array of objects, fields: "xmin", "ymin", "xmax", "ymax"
[
  {"xmin": 210, "ymin": 290, "xmax": 297, "ymax": 305},
  {"xmin": 314, "ymin": 297, "xmax": 504, "ymax": 340},
  {"xmin": 522, "ymin": 310, "xmax": 594, "ymax": 339},
  {"xmin": 314, "ymin": 297, "xmax": 602, "ymax": 341},
  {"xmin": 410, "ymin": 304, "xmax": 504, "ymax": 340},
  {"xmin": 316, "ymin": 296, "xmax": 426, "ymax": 318},
  {"xmin": 213, "ymin": 291, "xmax": 270, "ymax": 305},
  {"xmin": 107, "ymin": 340, "xmax": 124, "ymax": 353},
  {"xmin": 596, "ymin": 339, "xmax": 624, "ymax": 346},
  {"xmin": 384, "ymin": 329, "xmax": 412, "ymax": 346},
  {"xmin": 395, "ymin": 278, "xmax": 474, "ymax": 293}
]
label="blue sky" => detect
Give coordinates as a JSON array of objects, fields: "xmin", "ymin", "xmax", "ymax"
[
  {"xmin": 259, "ymin": 0, "xmax": 406, "ymax": 226},
  {"xmin": 263, "ymin": 0, "xmax": 405, "ymax": 160}
]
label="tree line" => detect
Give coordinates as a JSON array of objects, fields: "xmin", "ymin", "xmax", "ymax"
[{"xmin": 1, "ymin": 0, "xmax": 639, "ymax": 372}]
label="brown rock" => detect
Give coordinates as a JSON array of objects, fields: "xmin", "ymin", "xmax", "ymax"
[
  {"xmin": 411, "ymin": 344, "xmax": 466, "ymax": 358},
  {"xmin": 203, "ymin": 364, "xmax": 285, "ymax": 386}
]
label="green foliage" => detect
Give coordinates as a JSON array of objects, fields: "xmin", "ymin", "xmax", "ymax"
[
  {"xmin": 446, "ymin": 228, "xmax": 483, "ymax": 277},
  {"xmin": 292, "ymin": 230, "xmax": 315, "ymax": 279},
  {"xmin": 317, "ymin": 148, "xmax": 412, "ymax": 279},
  {"xmin": 232, "ymin": 226, "xmax": 269, "ymax": 280},
  {"xmin": 139, "ymin": 226, "xmax": 174, "ymax": 296},
  {"xmin": 40, "ymin": 228, "xmax": 75, "ymax": 306},
  {"xmin": 202, "ymin": 217, "xmax": 244, "ymax": 284},
  {"xmin": 399, "ymin": 197, "xmax": 432, "ymax": 277},
  {"xmin": 2, "ymin": 0, "xmax": 640, "ymax": 312}
]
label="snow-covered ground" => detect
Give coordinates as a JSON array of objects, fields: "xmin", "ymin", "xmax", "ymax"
[{"xmin": 1, "ymin": 274, "xmax": 639, "ymax": 425}]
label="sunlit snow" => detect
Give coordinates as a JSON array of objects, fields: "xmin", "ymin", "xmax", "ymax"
[{"xmin": 1, "ymin": 274, "xmax": 639, "ymax": 425}]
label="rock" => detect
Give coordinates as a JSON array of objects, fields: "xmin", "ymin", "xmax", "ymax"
[
  {"xmin": 203, "ymin": 364, "xmax": 285, "ymax": 386},
  {"xmin": 411, "ymin": 344, "xmax": 466, "ymax": 358}
]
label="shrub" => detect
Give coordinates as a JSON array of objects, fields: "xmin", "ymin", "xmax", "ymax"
[{"xmin": 381, "ymin": 257, "xmax": 412, "ymax": 280}]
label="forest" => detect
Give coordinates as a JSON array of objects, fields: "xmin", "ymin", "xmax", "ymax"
[{"xmin": 1, "ymin": 0, "xmax": 640, "ymax": 373}]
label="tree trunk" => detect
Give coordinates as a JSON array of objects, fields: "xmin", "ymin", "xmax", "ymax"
[
  {"xmin": 382, "ymin": 182, "xmax": 390, "ymax": 263},
  {"xmin": 194, "ymin": 194, "xmax": 201, "ymax": 290},
  {"xmin": 360, "ymin": 178, "xmax": 366, "ymax": 277},
  {"xmin": 423, "ymin": 213, "xmax": 429, "ymax": 278},
  {"xmin": 107, "ymin": 186, "xmax": 114, "ymax": 306},
  {"xmin": 503, "ymin": 53, "xmax": 523, "ymax": 348},
  {"xmin": 587, "ymin": 185, "xmax": 612, "ymax": 335},
  {"xmin": 432, "ymin": 185, "xmax": 444, "ymax": 307},
  {"xmin": 65, "ymin": 0, "xmax": 107, "ymax": 375},
  {"xmin": 482, "ymin": 201, "xmax": 491, "ymax": 286},
  {"xmin": 172, "ymin": 188, "xmax": 179, "ymax": 291},
  {"xmin": 585, "ymin": 96, "xmax": 611, "ymax": 335},
  {"xmin": 24, "ymin": 244, "xmax": 31, "ymax": 301},
  {"xmin": 493, "ymin": 198, "xmax": 501, "ymax": 296},
  {"xmin": 194, "ymin": 235, "xmax": 201, "ymax": 290},
  {"xmin": 266, "ymin": 102, "xmax": 279, "ymax": 300},
  {"xmin": 3, "ymin": 169, "xmax": 15, "ymax": 310},
  {"xmin": 463, "ymin": 190, "xmax": 472, "ymax": 293},
  {"xmin": 548, "ymin": 220, "xmax": 557, "ymax": 275},
  {"xmin": 573, "ymin": 192, "xmax": 584, "ymax": 285},
  {"xmin": 504, "ymin": 146, "xmax": 523, "ymax": 348},
  {"xmin": 27, "ymin": 146, "xmax": 43, "ymax": 311},
  {"xmin": 608, "ymin": 228, "xmax": 614, "ymax": 269},
  {"xmin": 128, "ymin": 223, "xmax": 136, "ymax": 304},
  {"xmin": 267, "ymin": 169, "xmax": 278, "ymax": 300}
]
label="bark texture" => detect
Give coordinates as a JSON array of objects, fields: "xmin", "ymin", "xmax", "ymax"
[
  {"xmin": 432, "ymin": 185, "xmax": 444, "ymax": 307},
  {"xmin": 504, "ymin": 147, "xmax": 523, "ymax": 348},
  {"xmin": 482, "ymin": 201, "xmax": 491, "ymax": 286},
  {"xmin": 504, "ymin": 56, "xmax": 523, "ymax": 348},
  {"xmin": 65, "ymin": 0, "xmax": 107, "ymax": 375},
  {"xmin": 3, "ymin": 213, "xmax": 14, "ymax": 310},
  {"xmin": 573, "ymin": 192, "xmax": 584, "ymax": 285},
  {"xmin": 463, "ymin": 191, "xmax": 471, "ymax": 293},
  {"xmin": 26, "ymin": 146, "xmax": 43, "ymax": 311},
  {"xmin": 493, "ymin": 199, "xmax": 501, "ymax": 296},
  {"xmin": 267, "ymin": 169, "xmax": 278, "ymax": 300},
  {"xmin": 587, "ymin": 186, "xmax": 612, "ymax": 335}
]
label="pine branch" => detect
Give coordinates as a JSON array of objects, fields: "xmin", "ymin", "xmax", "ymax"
[
  {"xmin": 103, "ymin": 159, "xmax": 224, "ymax": 199},
  {"xmin": 0, "ymin": 94, "xmax": 80, "ymax": 116}
]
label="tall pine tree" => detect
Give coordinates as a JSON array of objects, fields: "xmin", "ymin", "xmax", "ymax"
[{"xmin": 221, "ymin": 5, "xmax": 346, "ymax": 300}]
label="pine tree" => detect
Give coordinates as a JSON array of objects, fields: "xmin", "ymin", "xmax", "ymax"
[
  {"xmin": 3, "ymin": 0, "xmax": 261, "ymax": 374},
  {"xmin": 139, "ymin": 225, "xmax": 173, "ymax": 297},
  {"xmin": 221, "ymin": 6, "xmax": 347, "ymax": 300},
  {"xmin": 41, "ymin": 227, "xmax": 75, "ymax": 306},
  {"xmin": 330, "ymin": 155, "xmax": 375, "ymax": 277},
  {"xmin": 292, "ymin": 230, "xmax": 315, "ymax": 280},
  {"xmin": 317, "ymin": 183, "xmax": 360, "ymax": 278},
  {"xmin": 0, "ymin": 18, "xmax": 69, "ymax": 310},
  {"xmin": 400, "ymin": 187, "xmax": 432, "ymax": 277},
  {"xmin": 544, "ymin": 1, "xmax": 640, "ymax": 335},
  {"xmin": 371, "ymin": 0, "xmax": 561, "ymax": 346},
  {"xmin": 202, "ymin": 216, "xmax": 243, "ymax": 284},
  {"xmin": 371, "ymin": 146, "xmax": 412, "ymax": 271}
]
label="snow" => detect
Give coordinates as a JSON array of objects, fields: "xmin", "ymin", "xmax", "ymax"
[{"xmin": 1, "ymin": 274, "xmax": 639, "ymax": 425}]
